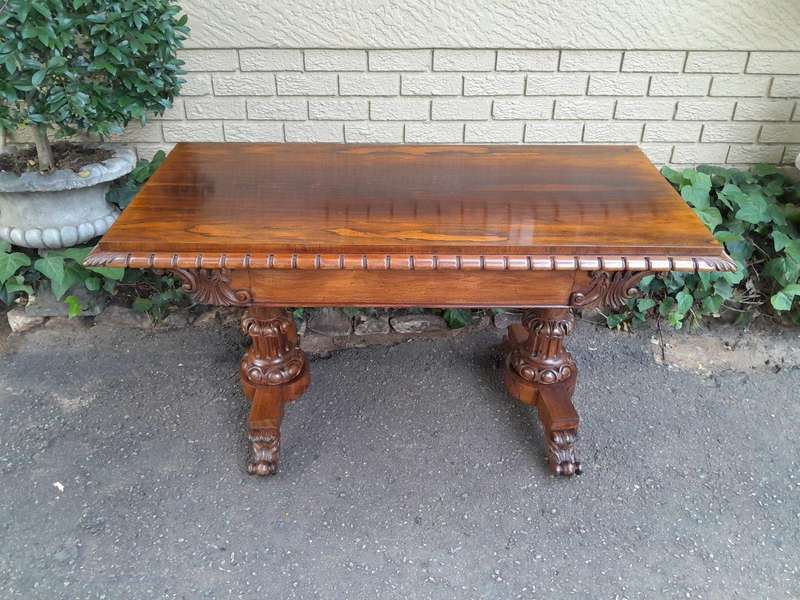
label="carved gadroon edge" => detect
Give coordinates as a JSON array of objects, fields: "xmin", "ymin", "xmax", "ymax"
[
  {"xmin": 84, "ymin": 251, "xmax": 737, "ymax": 273},
  {"xmin": 169, "ymin": 268, "xmax": 251, "ymax": 306},
  {"xmin": 570, "ymin": 271, "xmax": 653, "ymax": 311}
]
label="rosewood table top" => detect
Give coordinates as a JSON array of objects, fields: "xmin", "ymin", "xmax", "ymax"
[
  {"xmin": 86, "ymin": 143, "xmax": 733, "ymax": 274},
  {"xmin": 86, "ymin": 143, "xmax": 733, "ymax": 478}
]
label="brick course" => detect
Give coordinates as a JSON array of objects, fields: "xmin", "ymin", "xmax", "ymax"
[{"xmin": 102, "ymin": 47, "xmax": 799, "ymax": 170}]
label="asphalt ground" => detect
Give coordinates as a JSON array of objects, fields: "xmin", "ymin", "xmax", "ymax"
[{"xmin": 1, "ymin": 319, "xmax": 798, "ymax": 599}]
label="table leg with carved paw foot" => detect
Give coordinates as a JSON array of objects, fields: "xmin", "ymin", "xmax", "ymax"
[
  {"xmin": 537, "ymin": 379, "xmax": 582, "ymax": 476},
  {"xmin": 503, "ymin": 307, "xmax": 582, "ymax": 477},
  {"xmin": 240, "ymin": 307, "xmax": 310, "ymax": 476}
]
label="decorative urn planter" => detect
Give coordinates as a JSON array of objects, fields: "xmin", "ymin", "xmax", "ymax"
[{"xmin": 0, "ymin": 146, "xmax": 136, "ymax": 249}]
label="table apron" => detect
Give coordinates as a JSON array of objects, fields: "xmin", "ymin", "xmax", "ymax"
[{"xmin": 233, "ymin": 269, "xmax": 578, "ymax": 308}]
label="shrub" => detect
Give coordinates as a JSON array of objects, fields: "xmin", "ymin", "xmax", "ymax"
[
  {"xmin": 0, "ymin": 0, "xmax": 188, "ymax": 170},
  {"xmin": 607, "ymin": 164, "xmax": 800, "ymax": 329}
]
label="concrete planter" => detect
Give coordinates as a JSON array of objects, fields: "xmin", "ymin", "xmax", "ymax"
[{"xmin": 0, "ymin": 146, "xmax": 136, "ymax": 248}]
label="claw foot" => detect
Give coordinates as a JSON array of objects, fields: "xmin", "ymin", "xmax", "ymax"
[
  {"xmin": 248, "ymin": 428, "xmax": 280, "ymax": 476},
  {"xmin": 547, "ymin": 429, "xmax": 582, "ymax": 476}
]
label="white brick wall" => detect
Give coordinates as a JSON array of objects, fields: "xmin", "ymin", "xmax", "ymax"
[
  {"xmin": 496, "ymin": 50, "xmax": 558, "ymax": 72},
  {"xmin": 622, "ymin": 51, "xmax": 685, "ymax": 73},
  {"xmin": 104, "ymin": 48, "xmax": 800, "ymax": 171},
  {"xmin": 310, "ymin": 98, "xmax": 368, "ymax": 121},
  {"xmin": 369, "ymin": 50, "xmax": 430, "ymax": 71}
]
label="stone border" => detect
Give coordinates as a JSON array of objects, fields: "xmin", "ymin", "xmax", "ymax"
[{"xmin": 4, "ymin": 304, "xmax": 514, "ymax": 353}]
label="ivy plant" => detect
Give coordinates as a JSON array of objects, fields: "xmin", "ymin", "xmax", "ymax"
[
  {"xmin": 107, "ymin": 150, "xmax": 166, "ymax": 209},
  {"xmin": 0, "ymin": 240, "xmax": 33, "ymax": 305},
  {"xmin": 32, "ymin": 246, "xmax": 123, "ymax": 295},
  {"xmin": 607, "ymin": 164, "xmax": 800, "ymax": 329},
  {"xmin": 0, "ymin": 242, "xmax": 125, "ymax": 316},
  {"xmin": 128, "ymin": 271, "xmax": 184, "ymax": 321},
  {"xmin": 0, "ymin": 0, "xmax": 188, "ymax": 170},
  {"xmin": 33, "ymin": 246, "xmax": 125, "ymax": 316},
  {"xmin": 441, "ymin": 308, "xmax": 475, "ymax": 329}
]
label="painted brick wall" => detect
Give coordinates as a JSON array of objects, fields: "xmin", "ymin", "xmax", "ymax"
[
  {"xmin": 7, "ymin": 48, "xmax": 793, "ymax": 171},
  {"xmin": 107, "ymin": 48, "xmax": 800, "ymax": 171}
]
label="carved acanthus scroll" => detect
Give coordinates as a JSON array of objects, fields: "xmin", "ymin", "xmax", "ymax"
[
  {"xmin": 569, "ymin": 271, "xmax": 653, "ymax": 311},
  {"xmin": 170, "ymin": 268, "xmax": 251, "ymax": 306}
]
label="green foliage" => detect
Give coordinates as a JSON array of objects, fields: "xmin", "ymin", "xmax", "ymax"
[
  {"xmin": 0, "ymin": 0, "xmax": 188, "ymax": 140},
  {"xmin": 0, "ymin": 242, "xmax": 124, "ymax": 313},
  {"xmin": 64, "ymin": 293, "xmax": 82, "ymax": 317},
  {"xmin": 609, "ymin": 164, "xmax": 800, "ymax": 329},
  {"xmin": 441, "ymin": 308, "xmax": 474, "ymax": 329},
  {"xmin": 31, "ymin": 246, "xmax": 124, "ymax": 300},
  {"xmin": 107, "ymin": 150, "xmax": 166, "ymax": 208},
  {"xmin": 126, "ymin": 271, "xmax": 184, "ymax": 321},
  {"xmin": 0, "ymin": 240, "xmax": 32, "ymax": 304}
]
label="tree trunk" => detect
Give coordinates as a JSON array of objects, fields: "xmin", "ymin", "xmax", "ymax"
[{"xmin": 33, "ymin": 124, "xmax": 54, "ymax": 172}]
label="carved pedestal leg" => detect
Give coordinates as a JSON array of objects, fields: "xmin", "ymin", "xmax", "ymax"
[
  {"xmin": 503, "ymin": 308, "xmax": 582, "ymax": 476},
  {"xmin": 240, "ymin": 307, "xmax": 309, "ymax": 476}
]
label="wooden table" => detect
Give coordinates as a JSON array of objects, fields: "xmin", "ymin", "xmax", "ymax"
[{"xmin": 86, "ymin": 143, "xmax": 733, "ymax": 477}]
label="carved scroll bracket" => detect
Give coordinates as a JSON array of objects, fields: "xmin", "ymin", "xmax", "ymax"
[
  {"xmin": 169, "ymin": 268, "xmax": 252, "ymax": 306},
  {"xmin": 569, "ymin": 271, "xmax": 653, "ymax": 311}
]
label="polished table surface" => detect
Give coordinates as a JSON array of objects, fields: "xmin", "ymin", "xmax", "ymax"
[
  {"xmin": 86, "ymin": 143, "xmax": 733, "ymax": 478},
  {"xmin": 87, "ymin": 143, "xmax": 730, "ymax": 271}
]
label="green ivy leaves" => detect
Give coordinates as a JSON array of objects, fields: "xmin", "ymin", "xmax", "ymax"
[
  {"xmin": 771, "ymin": 285, "xmax": 800, "ymax": 311},
  {"xmin": 442, "ymin": 309, "xmax": 474, "ymax": 329},
  {"xmin": 107, "ymin": 151, "xmax": 166, "ymax": 209},
  {"xmin": 32, "ymin": 247, "xmax": 124, "ymax": 300},
  {"xmin": 0, "ymin": 243, "xmax": 126, "ymax": 315},
  {"xmin": 734, "ymin": 192, "xmax": 769, "ymax": 225},
  {"xmin": 127, "ymin": 272, "xmax": 184, "ymax": 321},
  {"xmin": 0, "ymin": 243, "xmax": 31, "ymax": 283},
  {"xmin": 0, "ymin": 241, "xmax": 33, "ymax": 304},
  {"xmin": 773, "ymin": 231, "xmax": 800, "ymax": 261},
  {"xmin": 676, "ymin": 170, "xmax": 723, "ymax": 231},
  {"xmin": 611, "ymin": 164, "xmax": 800, "ymax": 329}
]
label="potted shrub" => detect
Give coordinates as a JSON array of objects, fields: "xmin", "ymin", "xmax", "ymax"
[{"xmin": 0, "ymin": 0, "xmax": 187, "ymax": 248}]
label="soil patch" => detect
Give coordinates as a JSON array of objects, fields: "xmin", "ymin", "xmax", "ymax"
[
  {"xmin": 0, "ymin": 142, "xmax": 114, "ymax": 175},
  {"xmin": 652, "ymin": 320, "xmax": 800, "ymax": 373}
]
